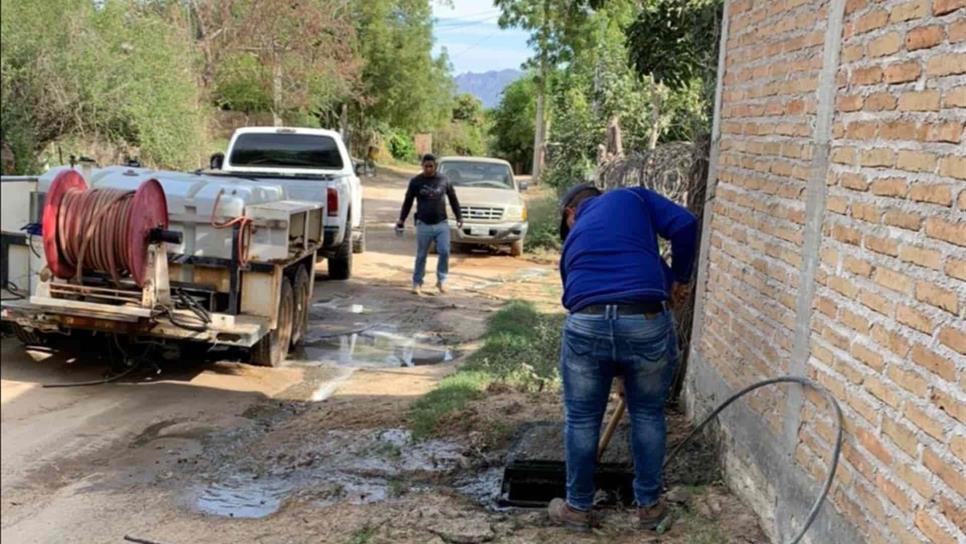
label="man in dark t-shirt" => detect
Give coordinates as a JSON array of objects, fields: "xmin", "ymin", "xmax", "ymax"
[{"xmin": 396, "ymin": 154, "xmax": 463, "ymax": 295}]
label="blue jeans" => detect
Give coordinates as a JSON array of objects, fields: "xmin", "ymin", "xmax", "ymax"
[
  {"xmin": 413, "ymin": 220, "xmax": 450, "ymax": 287},
  {"xmin": 560, "ymin": 307, "xmax": 678, "ymax": 511}
]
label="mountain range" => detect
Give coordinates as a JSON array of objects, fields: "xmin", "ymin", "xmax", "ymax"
[{"xmin": 454, "ymin": 69, "xmax": 523, "ymax": 109}]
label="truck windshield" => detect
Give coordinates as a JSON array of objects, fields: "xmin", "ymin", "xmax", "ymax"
[
  {"xmin": 438, "ymin": 161, "xmax": 514, "ymax": 189},
  {"xmin": 229, "ymin": 133, "xmax": 344, "ymax": 170}
]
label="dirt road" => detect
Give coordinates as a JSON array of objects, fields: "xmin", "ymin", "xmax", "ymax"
[{"xmin": 1, "ymin": 168, "xmax": 765, "ymax": 543}]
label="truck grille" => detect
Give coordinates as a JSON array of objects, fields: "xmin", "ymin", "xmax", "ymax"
[{"xmin": 461, "ymin": 206, "xmax": 504, "ymax": 221}]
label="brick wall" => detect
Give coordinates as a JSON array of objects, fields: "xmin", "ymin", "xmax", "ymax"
[{"xmin": 689, "ymin": 1, "xmax": 965, "ymax": 543}]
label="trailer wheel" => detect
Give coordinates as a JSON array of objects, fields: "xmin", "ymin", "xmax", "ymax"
[
  {"xmin": 12, "ymin": 324, "xmax": 48, "ymax": 347},
  {"xmin": 290, "ymin": 265, "xmax": 310, "ymax": 349},
  {"xmin": 328, "ymin": 230, "xmax": 353, "ymax": 280},
  {"xmin": 250, "ymin": 276, "xmax": 294, "ymax": 367}
]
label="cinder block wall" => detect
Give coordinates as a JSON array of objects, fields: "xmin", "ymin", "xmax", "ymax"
[{"xmin": 688, "ymin": 1, "xmax": 964, "ymax": 543}]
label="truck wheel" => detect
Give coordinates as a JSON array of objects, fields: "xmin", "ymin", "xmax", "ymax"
[
  {"xmin": 290, "ymin": 265, "xmax": 310, "ymax": 349},
  {"xmin": 328, "ymin": 231, "xmax": 353, "ymax": 280},
  {"xmin": 510, "ymin": 240, "xmax": 524, "ymax": 257},
  {"xmin": 250, "ymin": 276, "xmax": 294, "ymax": 367},
  {"xmin": 352, "ymin": 213, "xmax": 366, "ymax": 254}
]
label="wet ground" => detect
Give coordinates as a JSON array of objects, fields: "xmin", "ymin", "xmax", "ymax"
[{"xmin": 1, "ymin": 168, "xmax": 767, "ymax": 543}]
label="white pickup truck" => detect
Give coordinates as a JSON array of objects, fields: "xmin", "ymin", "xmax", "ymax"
[{"xmin": 212, "ymin": 127, "xmax": 365, "ymax": 279}]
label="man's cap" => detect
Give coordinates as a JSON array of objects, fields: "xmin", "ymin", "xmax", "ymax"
[
  {"xmin": 559, "ymin": 182, "xmax": 602, "ymax": 241},
  {"xmin": 421, "ymin": 153, "xmax": 437, "ymax": 164}
]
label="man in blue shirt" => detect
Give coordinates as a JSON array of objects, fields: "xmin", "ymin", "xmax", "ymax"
[{"xmin": 548, "ymin": 183, "xmax": 697, "ymax": 530}]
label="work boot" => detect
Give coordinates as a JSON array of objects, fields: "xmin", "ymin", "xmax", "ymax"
[
  {"xmin": 437, "ymin": 283, "xmax": 447, "ymax": 294},
  {"xmin": 411, "ymin": 285, "xmax": 422, "ymax": 296},
  {"xmin": 638, "ymin": 499, "xmax": 668, "ymax": 530},
  {"xmin": 548, "ymin": 498, "xmax": 592, "ymax": 531}
]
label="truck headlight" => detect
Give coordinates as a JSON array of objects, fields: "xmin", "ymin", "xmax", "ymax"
[{"xmin": 506, "ymin": 205, "xmax": 526, "ymax": 221}]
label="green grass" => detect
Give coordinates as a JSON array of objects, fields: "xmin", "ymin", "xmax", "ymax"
[
  {"xmin": 409, "ymin": 301, "xmax": 564, "ymax": 440},
  {"xmin": 347, "ymin": 524, "xmax": 377, "ymax": 544}
]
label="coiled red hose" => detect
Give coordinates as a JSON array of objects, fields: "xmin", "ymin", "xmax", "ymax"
[{"xmin": 57, "ymin": 186, "xmax": 137, "ymax": 284}]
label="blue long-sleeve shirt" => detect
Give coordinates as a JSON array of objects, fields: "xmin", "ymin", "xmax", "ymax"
[{"xmin": 560, "ymin": 187, "xmax": 698, "ymax": 312}]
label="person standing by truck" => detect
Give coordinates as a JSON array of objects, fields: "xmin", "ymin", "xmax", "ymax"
[{"xmin": 396, "ymin": 154, "xmax": 463, "ymax": 295}]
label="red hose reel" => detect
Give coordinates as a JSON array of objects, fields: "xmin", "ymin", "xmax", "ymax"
[{"xmin": 42, "ymin": 170, "xmax": 170, "ymax": 287}]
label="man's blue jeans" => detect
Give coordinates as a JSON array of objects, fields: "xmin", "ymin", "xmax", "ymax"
[
  {"xmin": 560, "ymin": 307, "xmax": 678, "ymax": 511},
  {"xmin": 413, "ymin": 220, "xmax": 450, "ymax": 287}
]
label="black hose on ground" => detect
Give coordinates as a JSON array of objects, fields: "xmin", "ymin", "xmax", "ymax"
[{"xmin": 663, "ymin": 376, "xmax": 844, "ymax": 544}]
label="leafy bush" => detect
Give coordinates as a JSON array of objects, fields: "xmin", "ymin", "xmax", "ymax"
[
  {"xmin": 386, "ymin": 130, "xmax": 417, "ymax": 162},
  {"xmin": 524, "ymin": 196, "xmax": 562, "ymax": 252}
]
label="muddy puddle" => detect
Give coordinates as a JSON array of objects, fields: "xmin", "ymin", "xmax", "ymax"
[
  {"xmin": 295, "ymin": 325, "xmax": 456, "ymax": 369},
  {"xmin": 190, "ymin": 428, "xmax": 473, "ymax": 518}
]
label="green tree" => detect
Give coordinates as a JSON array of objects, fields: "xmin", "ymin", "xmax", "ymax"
[
  {"xmin": 489, "ymin": 76, "xmax": 537, "ymax": 174},
  {"xmin": 1, "ymin": 0, "xmax": 208, "ymax": 172},
  {"xmin": 435, "ymin": 94, "xmax": 487, "ymax": 157}
]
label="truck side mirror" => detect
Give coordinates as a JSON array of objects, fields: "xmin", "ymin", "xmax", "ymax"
[
  {"xmin": 518, "ymin": 180, "xmax": 529, "ymax": 192},
  {"xmin": 209, "ymin": 152, "xmax": 225, "ymax": 170}
]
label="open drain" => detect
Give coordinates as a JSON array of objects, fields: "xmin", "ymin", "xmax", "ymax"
[{"xmin": 297, "ymin": 326, "xmax": 456, "ymax": 368}]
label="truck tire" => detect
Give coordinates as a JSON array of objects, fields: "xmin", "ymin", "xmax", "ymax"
[
  {"xmin": 510, "ymin": 240, "xmax": 524, "ymax": 257},
  {"xmin": 352, "ymin": 215, "xmax": 366, "ymax": 254},
  {"xmin": 328, "ymin": 230, "xmax": 353, "ymax": 280},
  {"xmin": 250, "ymin": 276, "xmax": 294, "ymax": 367},
  {"xmin": 290, "ymin": 265, "xmax": 310, "ymax": 349}
]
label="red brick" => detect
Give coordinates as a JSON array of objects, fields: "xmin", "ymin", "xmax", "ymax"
[
  {"xmin": 865, "ymin": 91, "xmax": 898, "ymax": 111},
  {"xmin": 887, "ymin": 517, "xmax": 926, "ymax": 544},
  {"xmin": 832, "ymin": 224, "xmax": 862, "ymax": 245},
  {"xmin": 851, "ymin": 342, "xmax": 898, "ymax": 372},
  {"xmin": 842, "ymin": 44, "xmax": 864, "ymax": 63},
  {"xmin": 928, "ymin": 53, "xmax": 966, "ymax": 76},
  {"xmin": 837, "ymin": 94, "xmax": 863, "ymax": 112},
  {"xmin": 946, "ymin": 87, "xmax": 966, "ymax": 108},
  {"xmin": 840, "ymin": 172, "xmax": 869, "ymax": 190},
  {"xmin": 925, "ymin": 217, "xmax": 966, "ymax": 246},
  {"xmin": 843, "ymin": 255, "xmax": 874, "ymax": 277},
  {"xmin": 846, "ymin": 121, "xmax": 877, "ymax": 139},
  {"xmin": 899, "ymin": 244, "xmax": 943, "ymax": 270},
  {"xmin": 897, "ymin": 304, "xmax": 934, "ymax": 333},
  {"xmin": 915, "ymin": 510, "xmax": 959, "ymax": 544},
  {"xmin": 851, "ymin": 202, "xmax": 880, "ymax": 222},
  {"xmin": 946, "ymin": 258, "xmax": 966, "ymax": 281},
  {"xmin": 857, "ymin": 427, "xmax": 894, "ymax": 464},
  {"xmin": 890, "ymin": 0, "xmax": 928, "ymax": 21},
  {"xmin": 865, "ymin": 234, "xmax": 899, "ymax": 256},
  {"xmin": 854, "ymin": 9, "xmax": 889, "ymax": 34},
  {"xmin": 842, "ymin": 307, "xmax": 872, "ymax": 332},
  {"xmin": 876, "ymin": 473, "xmax": 913, "ymax": 511},
  {"xmin": 873, "ymin": 267, "xmax": 913, "ymax": 293},
  {"xmin": 934, "ymin": 0, "xmax": 966, "ymax": 15},
  {"xmin": 939, "ymin": 155, "xmax": 966, "ymax": 180},
  {"xmin": 883, "ymin": 61, "xmax": 922, "ymax": 84},
  {"xmin": 883, "ymin": 210, "xmax": 922, "ymax": 230},
  {"xmin": 926, "ymin": 122, "xmax": 963, "ymax": 143},
  {"xmin": 831, "ymin": 147, "xmax": 856, "ymax": 165},
  {"xmin": 911, "ymin": 344, "xmax": 956, "ymax": 381},
  {"xmin": 845, "ymin": 0, "xmax": 867, "ymax": 14},
  {"xmin": 864, "ymin": 374, "xmax": 899, "ymax": 405},
  {"xmin": 908, "ymin": 184, "xmax": 953, "ymax": 205},
  {"xmin": 954, "ymin": 436, "xmax": 966, "ymax": 463},
  {"xmin": 860, "ymin": 148, "xmax": 895, "ymax": 167},
  {"xmin": 916, "ymin": 282, "xmax": 959, "ymax": 314},
  {"xmin": 937, "ymin": 493, "xmax": 966, "ymax": 535},
  {"xmin": 896, "ymin": 149, "xmax": 938, "ymax": 172},
  {"xmin": 827, "ymin": 195, "xmax": 849, "ymax": 215},
  {"xmin": 931, "ymin": 388, "xmax": 966, "ymax": 424},
  {"xmin": 898, "ymin": 90, "xmax": 941, "ymax": 111},
  {"xmin": 951, "ymin": 19, "xmax": 966, "ymax": 42},
  {"xmin": 869, "ymin": 177, "xmax": 907, "ymax": 197},
  {"xmin": 906, "ymin": 25, "xmax": 945, "ymax": 50},
  {"xmin": 887, "ymin": 366, "xmax": 929, "ymax": 396},
  {"xmin": 861, "ymin": 291, "xmax": 895, "ymax": 316},
  {"xmin": 882, "ymin": 417, "xmax": 919, "ymax": 457},
  {"xmin": 939, "ymin": 326, "xmax": 966, "ymax": 354},
  {"xmin": 905, "ymin": 403, "xmax": 946, "ymax": 440},
  {"xmin": 923, "ymin": 448, "xmax": 966, "ymax": 496},
  {"xmin": 869, "ymin": 32, "xmax": 902, "ymax": 57},
  {"xmin": 851, "ymin": 66, "xmax": 883, "ymax": 85},
  {"xmin": 879, "ymin": 120, "xmax": 926, "ymax": 140},
  {"xmin": 896, "ymin": 463, "xmax": 936, "ymax": 499}
]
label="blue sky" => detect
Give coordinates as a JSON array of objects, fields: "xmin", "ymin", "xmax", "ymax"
[{"xmin": 432, "ymin": 0, "xmax": 535, "ymax": 74}]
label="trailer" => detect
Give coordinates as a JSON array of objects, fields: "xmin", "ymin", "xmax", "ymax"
[{"xmin": 1, "ymin": 164, "xmax": 326, "ymax": 367}]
